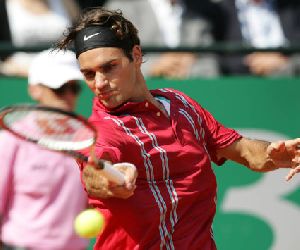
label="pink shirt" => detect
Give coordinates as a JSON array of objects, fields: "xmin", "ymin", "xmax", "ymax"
[
  {"xmin": 79, "ymin": 88, "xmax": 242, "ymax": 250},
  {"xmin": 0, "ymin": 130, "xmax": 89, "ymax": 250}
]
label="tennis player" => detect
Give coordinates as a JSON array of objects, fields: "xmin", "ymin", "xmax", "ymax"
[
  {"xmin": 0, "ymin": 49, "xmax": 89, "ymax": 250},
  {"xmin": 56, "ymin": 7, "xmax": 300, "ymax": 250}
]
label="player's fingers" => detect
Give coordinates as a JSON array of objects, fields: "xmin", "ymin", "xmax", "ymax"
[
  {"xmin": 113, "ymin": 163, "xmax": 137, "ymax": 190},
  {"xmin": 286, "ymin": 165, "xmax": 300, "ymax": 181},
  {"xmin": 84, "ymin": 179, "xmax": 112, "ymax": 198},
  {"xmin": 286, "ymin": 138, "xmax": 300, "ymax": 149},
  {"xmin": 82, "ymin": 165, "xmax": 114, "ymax": 198},
  {"xmin": 267, "ymin": 141, "xmax": 285, "ymax": 154},
  {"xmin": 283, "ymin": 138, "xmax": 300, "ymax": 157},
  {"xmin": 293, "ymin": 155, "xmax": 300, "ymax": 164},
  {"xmin": 286, "ymin": 169, "xmax": 296, "ymax": 181}
]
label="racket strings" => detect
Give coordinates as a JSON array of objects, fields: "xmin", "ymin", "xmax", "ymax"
[{"xmin": 2, "ymin": 109, "xmax": 96, "ymax": 151}]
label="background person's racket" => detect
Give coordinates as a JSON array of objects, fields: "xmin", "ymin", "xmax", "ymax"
[{"xmin": 0, "ymin": 104, "xmax": 125, "ymax": 185}]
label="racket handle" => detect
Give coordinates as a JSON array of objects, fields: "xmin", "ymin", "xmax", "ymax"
[{"xmin": 95, "ymin": 159, "xmax": 125, "ymax": 185}]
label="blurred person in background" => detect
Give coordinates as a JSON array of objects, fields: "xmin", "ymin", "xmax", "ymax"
[
  {"xmin": 104, "ymin": 0, "xmax": 220, "ymax": 79},
  {"xmin": 0, "ymin": 0, "xmax": 81, "ymax": 77},
  {"xmin": 0, "ymin": 49, "xmax": 89, "ymax": 250},
  {"xmin": 217, "ymin": 0, "xmax": 300, "ymax": 76}
]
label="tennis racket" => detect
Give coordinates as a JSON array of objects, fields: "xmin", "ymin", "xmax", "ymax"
[{"xmin": 0, "ymin": 104, "xmax": 125, "ymax": 185}]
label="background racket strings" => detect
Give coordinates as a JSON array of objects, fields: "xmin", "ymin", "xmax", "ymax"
[
  {"xmin": 0, "ymin": 105, "xmax": 125, "ymax": 184},
  {"xmin": 1, "ymin": 108, "xmax": 95, "ymax": 151}
]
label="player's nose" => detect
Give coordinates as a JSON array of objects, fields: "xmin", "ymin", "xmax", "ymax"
[{"xmin": 95, "ymin": 72, "xmax": 109, "ymax": 89}]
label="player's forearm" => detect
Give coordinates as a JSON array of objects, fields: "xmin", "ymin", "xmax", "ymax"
[
  {"xmin": 239, "ymin": 138, "xmax": 277, "ymax": 172},
  {"xmin": 217, "ymin": 137, "xmax": 277, "ymax": 172}
]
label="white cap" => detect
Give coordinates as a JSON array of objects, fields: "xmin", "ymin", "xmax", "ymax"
[{"xmin": 28, "ymin": 49, "xmax": 83, "ymax": 89}]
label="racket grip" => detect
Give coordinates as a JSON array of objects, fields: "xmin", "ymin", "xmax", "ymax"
[{"xmin": 96, "ymin": 160, "xmax": 125, "ymax": 185}]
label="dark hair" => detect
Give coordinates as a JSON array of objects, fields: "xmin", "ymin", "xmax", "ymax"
[{"xmin": 56, "ymin": 7, "xmax": 140, "ymax": 61}]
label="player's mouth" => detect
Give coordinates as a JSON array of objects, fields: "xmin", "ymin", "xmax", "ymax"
[{"xmin": 98, "ymin": 90, "xmax": 114, "ymax": 100}]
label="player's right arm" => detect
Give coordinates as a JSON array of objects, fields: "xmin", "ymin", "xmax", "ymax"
[{"xmin": 82, "ymin": 160, "xmax": 137, "ymax": 199}]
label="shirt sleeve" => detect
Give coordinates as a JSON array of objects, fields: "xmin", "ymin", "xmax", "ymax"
[
  {"xmin": 94, "ymin": 144, "xmax": 121, "ymax": 163},
  {"xmin": 180, "ymin": 92, "xmax": 242, "ymax": 165},
  {"xmin": 0, "ymin": 132, "xmax": 18, "ymax": 215}
]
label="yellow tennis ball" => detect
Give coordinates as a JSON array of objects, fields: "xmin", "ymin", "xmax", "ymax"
[{"xmin": 74, "ymin": 209, "xmax": 105, "ymax": 238}]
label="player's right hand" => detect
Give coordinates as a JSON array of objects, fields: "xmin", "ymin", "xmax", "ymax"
[{"xmin": 82, "ymin": 162, "xmax": 137, "ymax": 199}]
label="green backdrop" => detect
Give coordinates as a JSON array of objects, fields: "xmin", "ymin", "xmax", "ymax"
[{"xmin": 1, "ymin": 76, "xmax": 299, "ymax": 250}]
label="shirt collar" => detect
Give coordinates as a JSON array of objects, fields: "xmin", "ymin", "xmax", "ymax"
[{"xmin": 92, "ymin": 89, "xmax": 172, "ymax": 115}]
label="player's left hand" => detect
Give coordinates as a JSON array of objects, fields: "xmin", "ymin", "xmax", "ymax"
[{"xmin": 266, "ymin": 138, "xmax": 300, "ymax": 181}]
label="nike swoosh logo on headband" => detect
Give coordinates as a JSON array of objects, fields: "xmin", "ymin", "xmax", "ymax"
[{"xmin": 84, "ymin": 33, "xmax": 100, "ymax": 41}]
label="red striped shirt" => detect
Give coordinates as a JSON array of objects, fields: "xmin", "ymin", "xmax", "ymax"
[{"xmin": 81, "ymin": 88, "xmax": 241, "ymax": 250}]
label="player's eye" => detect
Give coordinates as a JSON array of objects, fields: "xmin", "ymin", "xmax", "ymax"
[
  {"xmin": 83, "ymin": 71, "xmax": 95, "ymax": 80},
  {"xmin": 102, "ymin": 63, "xmax": 116, "ymax": 74}
]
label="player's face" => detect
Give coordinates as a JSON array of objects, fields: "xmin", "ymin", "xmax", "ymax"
[{"xmin": 78, "ymin": 46, "xmax": 143, "ymax": 109}]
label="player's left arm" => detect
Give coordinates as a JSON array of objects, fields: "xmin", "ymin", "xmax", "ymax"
[{"xmin": 216, "ymin": 137, "xmax": 300, "ymax": 180}]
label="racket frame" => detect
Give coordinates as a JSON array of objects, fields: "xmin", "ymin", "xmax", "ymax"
[{"xmin": 0, "ymin": 104, "xmax": 125, "ymax": 184}]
